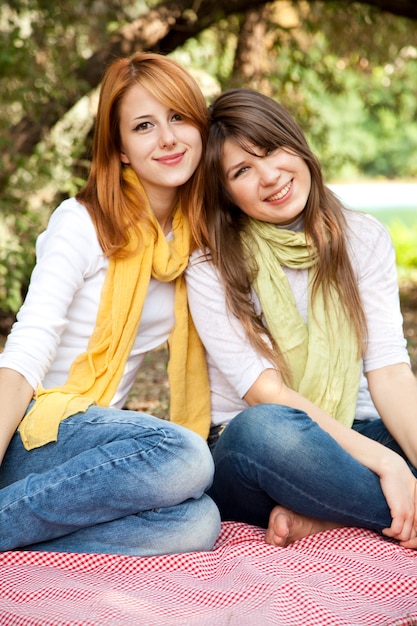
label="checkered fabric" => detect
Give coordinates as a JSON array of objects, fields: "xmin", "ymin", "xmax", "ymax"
[{"xmin": 1, "ymin": 522, "xmax": 416, "ymax": 625}]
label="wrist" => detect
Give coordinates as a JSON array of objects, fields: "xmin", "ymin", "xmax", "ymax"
[{"xmin": 376, "ymin": 448, "xmax": 407, "ymax": 478}]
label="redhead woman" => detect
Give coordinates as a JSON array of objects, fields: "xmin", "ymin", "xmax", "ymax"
[
  {"xmin": 186, "ymin": 88, "xmax": 417, "ymax": 549},
  {"xmin": 0, "ymin": 53, "xmax": 220, "ymax": 556}
]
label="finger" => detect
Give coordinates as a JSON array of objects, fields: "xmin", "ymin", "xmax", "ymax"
[
  {"xmin": 383, "ymin": 506, "xmax": 416, "ymax": 542},
  {"xmin": 382, "ymin": 514, "xmax": 406, "ymax": 539},
  {"xmin": 397, "ymin": 514, "xmax": 414, "ymax": 542},
  {"xmin": 399, "ymin": 535, "xmax": 417, "ymax": 550},
  {"xmin": 414, "ymin": 481, "xmax": 417, "ymax": 532}
]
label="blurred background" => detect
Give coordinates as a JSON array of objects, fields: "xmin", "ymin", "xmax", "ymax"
[{"xmin": 1, "ymin": 1, "xmax": 416, "ymax": 397}]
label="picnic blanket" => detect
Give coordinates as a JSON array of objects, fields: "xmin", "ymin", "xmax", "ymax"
[{"xmin": 1, "ymin": 522, "xmax": 417, "ymax": 626}]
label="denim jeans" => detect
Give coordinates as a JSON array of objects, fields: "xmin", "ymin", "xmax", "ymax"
[
  {"xmin": 0, "ymin": 406, "xmax": 220, "ymax": 556},
  {"xmin": 209, "ymin": 404, "xmax": 417, "ymax": 532}
]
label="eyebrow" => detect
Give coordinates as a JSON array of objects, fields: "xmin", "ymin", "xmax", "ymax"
[
  {"xmin": 225, "ymin": 161, "xmax": 245, "ymax": 178},
  {"xmin": 131, "ymin": 114, "xmax": 152, "ymax": 122},
  {"xmin": 131, "ymin": 108, "xmax": 177, "ymax": 122}
]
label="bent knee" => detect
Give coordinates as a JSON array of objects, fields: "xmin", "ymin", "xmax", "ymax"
[
  {"xmin": 182, "ymin": 495, "xmax": 221, "ymax": 552},
  {"xmin": 218, "ymin": 404, "xmax": 312, "ymax": 457},
  {"xmin": 161, "ymin": 423, "xmax": 215, "ymax": 497},
  {"xmin": 176, "ymin": 427, "xmax": 214, "ymax": 487}
]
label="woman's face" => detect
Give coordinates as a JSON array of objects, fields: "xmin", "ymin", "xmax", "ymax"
[
  {"xmin": 119, "ymin": 83, "xmax": 202, "ymax": 210},
  {"xmin": 222, "ymin": 139, "xmax": 311, "ymax": 225}
]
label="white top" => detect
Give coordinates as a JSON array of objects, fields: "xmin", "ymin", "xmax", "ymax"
[
  {"xmin": 186, "ymin": 210, "xmax": 410, "ymax": 426},
  {"xmin": 0, "ymin": 197, "xmax": 175, "ymax": 408}
]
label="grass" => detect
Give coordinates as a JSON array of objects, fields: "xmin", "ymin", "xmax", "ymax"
[{"xmin": 360, "ymin": 207, "xmax": 417, "ymax": 278}]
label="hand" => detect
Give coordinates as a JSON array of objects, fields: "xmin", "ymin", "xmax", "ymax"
[
  {"xmin": 398, "ymin": 481, "xmax": 417, "ymax": 549},
  {"xmin": 379, "ymin": 455, "xmax": 417, "ymax": 544}
]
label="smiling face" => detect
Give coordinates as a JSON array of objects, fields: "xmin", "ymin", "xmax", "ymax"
[
  {"xmin": 222, "ymin": 139, "xmax": 312, "ymax": 226},
  {"xmin": 119, "ymin": 83, "xmax": 203, "ymax": 211}
]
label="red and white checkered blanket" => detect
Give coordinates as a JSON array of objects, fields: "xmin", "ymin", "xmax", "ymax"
[{"xmin": 1, "ymin": 522, "xmax": 417, "ymax": 625}]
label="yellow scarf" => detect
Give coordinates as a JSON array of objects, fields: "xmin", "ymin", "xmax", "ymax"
[
  {"xmin": 19, "ymin": 168, "xmax": 211, "ymax": 450},
  {"xmin": 243, "ymin": 219, "xmax": 361, "ymax": 427}
]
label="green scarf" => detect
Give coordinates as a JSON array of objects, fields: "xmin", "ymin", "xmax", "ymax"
[
  {"xmin": 243, "ymin": 218, "xmax": 361, "ymax": 427},
  {"xmin": 19, "ymin": 167, "xmax": 211, "ymax": 450}
]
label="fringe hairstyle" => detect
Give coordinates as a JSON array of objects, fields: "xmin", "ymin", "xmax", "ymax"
[
  {"xmin": 201, "ymin": 88, "xmax": 367, "ymax": 378},
  {"xmin": 76, "ymin": 52, "xmax": 208, "ymax": 257}
]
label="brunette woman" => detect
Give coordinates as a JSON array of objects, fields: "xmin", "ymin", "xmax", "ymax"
[{"xmin": 186, "ymin": 88, "xmax": 417, "ymax": 549}]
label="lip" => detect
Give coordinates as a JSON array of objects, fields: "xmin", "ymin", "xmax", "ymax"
[
  {"xmin": 155, "ymin": 151, "xmax": 185, "ymax": 165},
  {"xmin": 264, "ymin": 180, "xmax": 293, "ymax": 203}
]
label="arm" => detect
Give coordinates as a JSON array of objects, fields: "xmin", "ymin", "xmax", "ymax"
[
  {"xmin": 244, "ymin": 209, "xmax": 417, "ymax": 540},
  {"xmin": 187, "ymin": 248, "xmax": 412, "ymax": 481},
  {"xmin": 0, "ymin": 200, "xmax": 102, "ymax": 462},
  {"xmin": 245, "ymin": 368, "xmax": 409, "ymax": 477},
  {"xmin": 186, "ymin": 249, "xmax": 417, "ymax": 542},
  {"xmin": 245, "ymin": 368, "xmax": 417, "ymax": 543},
  {"xmin": 367, "ymin": 363, "xmax": 417, "ymax": 467},
  {"xmin": 0, "ymin": 369, "xmax": 34, "ymax": 465},
  {"xmin": 1, "ymin": 201, "xmax": 102, "ymax": 390},
  {"xmin": 352, "ymin": 214, "xmax": 417, "ymax": 463}
]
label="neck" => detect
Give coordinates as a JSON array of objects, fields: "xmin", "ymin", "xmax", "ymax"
[
  {"xmin": 152, "ymin": 203, "xmax": 175, "ymax": 235},
  {"xmin": 147, "ymin": 189, "xmax": 178, "ymax": 235}
]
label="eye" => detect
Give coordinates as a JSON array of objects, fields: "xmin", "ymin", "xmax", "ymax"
[
  {"xmin": 133, "ymin": 121, "xmax": 153, "ymax": 132},
  {"xmin": 232, "ymin": 165, "xmax": 250, "ymax": 179},
  {"xmin": 264, "ymin": 147, "xmax": 277, "ymax": 156},
  {"xmin": 171, "ymin": 112, "xmax": 183, "ymax": 122}
]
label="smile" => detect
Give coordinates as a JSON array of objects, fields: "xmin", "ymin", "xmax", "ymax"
[
  {"xmin": 265, "ymin": 180, "xmax": 292, "ymax": 202},
  {"xmin": 155, "ymin": 152, "xmax": 185, "ymax": 165}
]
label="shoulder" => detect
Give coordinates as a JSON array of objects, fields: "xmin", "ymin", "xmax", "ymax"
[
  {"xmin": 187, "ymin": 248, "xmax": 216, "ymax": 277},
  {"xmin": 189, "ymin": 248, "xmax": 212, "ymax": 265},
  {"xmin": 343, "ymin": 208, "xmax": 390, "ymax": 243},
  {"xmin": 45, "ymin": 197, "xmax": 95, "ymax": 233},
  {"xmin": 37, "ymin": 197, "xmax": 100, "ymax": 254},
  {"xmin": 35, "ymin": 197, "xmax": 104, "ymax": 277},
  {"xmin": 342, "ymin": 209, "xmax": 397, "ymax": 291},
  {"xmin": 343, "ymin": 209, "xmax": 393, "ymax": 261}
]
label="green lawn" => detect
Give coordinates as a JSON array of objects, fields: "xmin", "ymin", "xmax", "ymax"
[{"xmin": 363, "ymin": 206, "xmax": 417, "ymax": 228}]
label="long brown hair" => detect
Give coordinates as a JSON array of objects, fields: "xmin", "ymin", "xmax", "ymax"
[
  {"xmin": 202, "ymin": 88, "xmax": 366, "ymax": 377},
  {"xmin": 77, "ymin": 52, "xmax": 208, "ymax": 257}
]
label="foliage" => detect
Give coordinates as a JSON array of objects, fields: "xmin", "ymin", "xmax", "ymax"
[
  {"xmin": 390, "ymin": 221, "xmax": 417, "ymax": 270},
  {"xmin": 1, "ymin": 0, "xmax": 417, "ymax": 313},
  {"xmin": 175, "ymin": 2, "xmax": 417, "ymax": 181},
  {"xmin": 0, "ymin": 0, "xmax": 128, "ymax": 312}
]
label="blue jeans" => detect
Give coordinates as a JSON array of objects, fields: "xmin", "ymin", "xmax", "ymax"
[
  {"xmin": 209, "ymin": 404, "xmax": 417, "ymax": 532},
  {"xmin": 0, "ymin": 407, "xmax": 220, "ymax": 555}
]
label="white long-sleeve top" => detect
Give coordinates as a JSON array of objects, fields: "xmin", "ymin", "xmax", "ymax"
[
  {"xmin": 0, "ymin": 198, "xmax": 175, "ymax": 408},
  {"xmin": 186, "ymin": 210, "xmax": 410, "ymax": 426}
]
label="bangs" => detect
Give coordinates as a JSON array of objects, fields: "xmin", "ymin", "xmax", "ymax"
[
  {"xmin": 132, "ymin": 64, "xmax": 206, "ymax": 129},
  {"xmin": 232, "ymin": 133, "xmax": 278, "ymax": 155}
]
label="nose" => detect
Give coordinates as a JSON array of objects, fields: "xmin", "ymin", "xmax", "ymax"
[
  {"xmin": 159, "ymin": 123, "xmax": 177, "ymax": 148},
  {"xmin": 259, "ymin": 160, "xmax": 279, "ymax": 186}
]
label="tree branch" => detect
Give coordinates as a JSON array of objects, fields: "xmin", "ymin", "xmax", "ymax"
[
  {"xmin": 1, "ymin": 0, "xmax": 416, "ymax": 192},
  {"xmin": 353, "ymin": 0, "xmax": 417, "ymax": 19}
]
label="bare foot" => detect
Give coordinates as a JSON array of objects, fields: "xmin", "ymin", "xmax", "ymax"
[{"xmin": 265, "ymin": 505, "xmax": 343, "ymax": 547}]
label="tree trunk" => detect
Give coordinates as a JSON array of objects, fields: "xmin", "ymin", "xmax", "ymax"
[{"xmin": 230, "ymin": 6, "xmax": 274, "ymax": 92}]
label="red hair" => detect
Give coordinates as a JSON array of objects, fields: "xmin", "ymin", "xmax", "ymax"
[{"xmin": 77, "ymin": 52, "xmax": 208, "ymax": 257}]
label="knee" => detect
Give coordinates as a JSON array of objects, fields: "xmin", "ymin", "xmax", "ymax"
[
  {"xmin": 217, "ymin": 404, "xmax": 312, "ymax": 459},
  {"xmin": 180, "ymin": 428, "xmax": 215, "ymax": 493},
  {"xmin": 164, "ymin": 423, "xmax": 215, "ymax": 496},
  {"xmin": 180, "ymin": 495, "xmax": 221, "ymax": 552}
]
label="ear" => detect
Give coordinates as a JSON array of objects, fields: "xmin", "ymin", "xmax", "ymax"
[{"xmin": 120, "ymin": 149, "xmax": 130, "ymax": 165}]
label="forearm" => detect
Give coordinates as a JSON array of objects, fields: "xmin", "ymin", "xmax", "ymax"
[
  {"xmin": 244, "ymin": 368, "xmax": 404, "ymax": 478},
  {"xmin": 0, "ymin": 368, "xmax": 34, "ymax": 465},
  {"xmin": 367, "ymin": 363, "xmax": 417, "ymax": 468}
]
